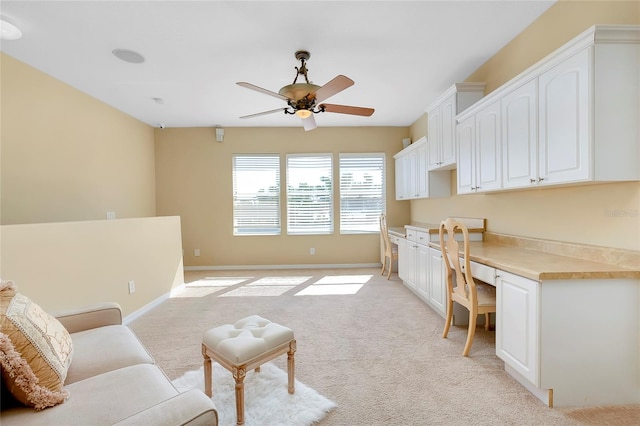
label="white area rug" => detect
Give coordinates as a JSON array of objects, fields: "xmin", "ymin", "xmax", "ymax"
[{"xmin": 172, "ymin": 363, "xmax": 336, "ymax": 426}]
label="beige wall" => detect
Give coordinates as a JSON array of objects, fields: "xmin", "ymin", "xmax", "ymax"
[
  {"xmin": 0, "ymin": 217, "xmax": 184, "ymax": 317},
  {"xmin": 155, "ymin": 126, "xmax": 411, "ymax": 267},
  {"xmin": 0, "ymin": 53, "xmax": 156, "ymax": 225},
  {"xmin": 410, "ymin": 0, "xmax": 640, "ymax": 251}
]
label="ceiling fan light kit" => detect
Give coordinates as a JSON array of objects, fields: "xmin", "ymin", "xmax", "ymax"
[{"xmin": 237, "ymin": 50, "xmax": 374, "ymax": 131}]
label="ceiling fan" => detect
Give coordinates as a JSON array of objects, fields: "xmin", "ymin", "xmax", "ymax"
[{"xmin": 237, "ymin": 50, "xmax": 374, "ymax": 131}]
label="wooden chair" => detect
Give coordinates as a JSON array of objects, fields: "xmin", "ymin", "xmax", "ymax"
[
  {"xmin": 380, "ymin": 214, "xmax": 398, "ymax": 280},
  {"xmin": 439, "ymin": 218, "xmax": 496, "ymax": 356}
]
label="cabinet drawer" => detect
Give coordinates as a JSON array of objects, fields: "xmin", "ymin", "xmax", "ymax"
[
  {"xmin": 470, "ymin": 261, "xmax": 496, "ymax": 285},
  {"xmin": 461, "ymin": 260, "xmax": 496, "ymax": 285},
  {"xmin": 415, "ymin": 231, "xmax": 429, "ymax": 245}
]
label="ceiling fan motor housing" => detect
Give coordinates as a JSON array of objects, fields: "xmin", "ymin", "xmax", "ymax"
[{"xmin": 279, "ymin": 83, "xmax": 321, "ymax": 103}]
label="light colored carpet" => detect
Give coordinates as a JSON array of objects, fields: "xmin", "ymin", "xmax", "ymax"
[
  {"xmin": 172, "ymin": 362, "xmax": 336, "ymax": 426},
  {"xmin": 130, "ymin": 268, "xmax": 640, "ymax": 425}
]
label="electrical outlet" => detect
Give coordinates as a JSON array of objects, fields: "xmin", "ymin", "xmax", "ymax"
[
  {"xmin": 128, "ymin": 280, "xmax": 135, "ymax": 294},
  {"xmin": 106, "ymin": 211, "xmax": 116, "ymax": 220},
  {"xmin": 194, "ymin": 248, "xmax": 200, "ymax": 257},
  {"xmin": 309, "ymin": 248, "xmax": 315, "ymax": 255}
]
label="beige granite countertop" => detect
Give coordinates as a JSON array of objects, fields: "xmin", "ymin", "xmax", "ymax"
[{"xmin": 427, "ymin": 236, "xmax": 640, "ymax": 281}]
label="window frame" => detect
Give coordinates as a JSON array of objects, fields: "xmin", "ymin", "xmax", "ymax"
[
  {"xmin": 285, "ymin": 153, "xmax": 334, "ymax": 235},
  {"xmin": 232, "ymin": 153, "xmax": 281, "ymax": 236},
  {"xmin": 338, "ymin": 152, "xmax": 386, "ymax": 234}
]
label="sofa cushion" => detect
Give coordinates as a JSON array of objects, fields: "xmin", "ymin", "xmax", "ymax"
[
  {"xmin": 0, "ymin": 364, "xmax": 179, "ymax": 426},
  {"xmin": 0, "ymin": 281, "xmax": 73, "ymax": 410},
  {"xmin": 65, "ymin": 324, "xmax": 154, "ymax": 384}
]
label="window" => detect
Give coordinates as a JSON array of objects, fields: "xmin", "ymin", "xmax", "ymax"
[
  {"xmin": 339, "ymin": 153, "xmax": 385, "ymax": 233},
  {"xmin": 286, "ymin": 154, "xmax": 333, "ymax": 235},
  {"xmin": 232, "ymin": 154, "xmax": 280, "ymax": 235}
]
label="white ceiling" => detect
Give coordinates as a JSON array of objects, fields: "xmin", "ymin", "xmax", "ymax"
[{"xmin": 0, "ymin": 0, "xmax": 555, "ymax": 129}]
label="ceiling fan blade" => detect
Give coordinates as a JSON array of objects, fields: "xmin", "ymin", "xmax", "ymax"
[
  {"xmin": 312, "ymin": 75, "xmax": 354, "ymax": 103},
  {"xmin": 237, "ymin": 82, "xmax": 290, "ymax": 100},
  {"xmin": 320, "ymin": 103, "xmax": 375, "ymax": 117},
  {"xmin": 239, "ymin": 108, "xmax": 287, "ymax": 119},
  {"xmin": 302, "ymin": 114, "xmax": 317, "ymax": 131}
]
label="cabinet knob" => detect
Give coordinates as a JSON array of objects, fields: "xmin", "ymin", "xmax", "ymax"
[
  {"xmin": 530, "ymin": 178, "xmax": 536, "ymax": 183},
  {"xmin": 538, "ymin": 177, "xmax": 545, "ymax": 182}
]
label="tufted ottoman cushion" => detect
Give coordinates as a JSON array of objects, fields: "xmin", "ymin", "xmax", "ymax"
[
  {"xmin": 202, "ymin": 315, "xmax": 294, "ymax": 365},
  {"xmin": 202, "ymin": 315, "xmax": 296, "ymax": 425}
]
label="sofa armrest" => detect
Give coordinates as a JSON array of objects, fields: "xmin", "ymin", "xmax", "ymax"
[
  {"xmin": 53, "ymin": 302, "xmax": 123, "ymax": 333},
  {"xmin": 112, "ymin": 389, "xmax": 218, "ymax": 426}
]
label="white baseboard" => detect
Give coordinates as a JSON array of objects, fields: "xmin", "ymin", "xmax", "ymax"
[
  {"xmin": 123, "ymin": 292, "xmax": 171, "ymax": 325},
  {"xmin": 184, "ymin": 263, "xmax": 381, "ymax": 271}
]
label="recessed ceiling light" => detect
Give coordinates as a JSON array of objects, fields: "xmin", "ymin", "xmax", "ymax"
[
  {"xmin": 0, "ymin": 18, "xmax": 22, "ymax": 40},
  {"xmin": 112, "ymin": 49, "xmax": 145, "ymax": 64}
]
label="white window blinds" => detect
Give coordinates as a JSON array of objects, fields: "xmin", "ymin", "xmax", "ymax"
[
  {"xmin": 232, "ymin": 154, "xmax": 280, "ymax": 235},
  {"xmin": 339, "ymin": 153, "xmax": 385, "ymax": 233},
  {"xmin": 286, "ymin": 154, "xmax": 333, "ymax": 235}
]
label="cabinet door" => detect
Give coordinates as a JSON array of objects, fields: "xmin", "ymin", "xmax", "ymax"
[
  {"xmin": 428, "ymin": 248, "xmax": 446, "ymax": 316},
  {"xmin": 456, "ymin": 115, "xmax": 476, "ymax": 194},
  {"xmin": 415, "ymin": 244, "xmax": 429, "ymax": 300},
  {"xmin": 416, "ymin": 143, "xmax": 430, "ymax": 197},
  {"xmin": 397, "ymin": 238, "xmax": 410, "ymax": 282},
  {"xmin": 407, "ymin": 150, "xmax": 419, "ymax": 199},
  {"xmin": 475, "ymin": 99, "xmax": 502, "ymax": 192},
  {"xmin": 439, "ymin": 95, "xmax": 457, "ymax": 168},
  {"xmin": 427, "ymin": 108, "xmax": 441, "ymax": 170},
  {"xmin": 502, "ymin": 80, "xmax": 538, "ymax": 189},
  {"xmin": 394, "ymin": 156, "xmax": 406, "ymax": 200},
  {"xmin": 496, "ymin": 271, "xmax": 540, "ymax": 386},
  {"xmin": 538, "ymin": 48, "xmax": 590, "ymax": 185}
]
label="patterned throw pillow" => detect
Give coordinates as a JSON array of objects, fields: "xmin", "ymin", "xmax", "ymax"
[{"xmin": 0, "ymin": 280, "xmax": 73, "ymax": 410}]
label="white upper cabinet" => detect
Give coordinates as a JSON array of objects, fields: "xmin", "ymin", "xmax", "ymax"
[
  {"xmin": 457, "ymin": 25, "xmax": 640, "ymax": 193},
  {"xmin": 426, "ymin": 83, "xmax": 485, "ymax": 171},
  {"xmin": 394, "ymin": 137, "xmax": 450, "ymax": 200},
  {"xmin": 538, "ymin": 49, "xmax": 590, "ymax": 185},
  {"xmin": 502, "ymin": 79, "xmax": 538, "ymax": 189},
  {"xmin": 456, "ymin": 99, "xmax": 502, "ymax": 194}
]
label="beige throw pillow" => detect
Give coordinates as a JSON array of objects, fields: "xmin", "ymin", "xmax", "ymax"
[{"xmin": 0, "ymin": 280, "xmax": 73, "ymax": 410}]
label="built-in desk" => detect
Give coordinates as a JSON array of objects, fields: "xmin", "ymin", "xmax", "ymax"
[{"xmin": 397, "ymin": 228, "xmax": 640, "ymax": 408}]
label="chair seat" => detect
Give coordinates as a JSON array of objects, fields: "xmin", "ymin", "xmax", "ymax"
[{"xmin": 476, "ymin": 281, "xmax": 496, "ymax": 307}]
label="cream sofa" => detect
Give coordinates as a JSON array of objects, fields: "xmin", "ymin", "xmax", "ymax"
[{"xmin": 1, "ymin": 302, "xmax": 218, "ymax": 425}]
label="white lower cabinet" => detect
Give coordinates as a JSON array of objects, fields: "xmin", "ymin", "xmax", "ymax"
[
  {"xmin": 397, "ymin": 237, "xmax": 412, "ymax": 286},
  {"xmin": 399, "ymin": 242, "xmax": 447, "ymax": 319},
  {"xmin": 398, "ymin": 231, "xmax": 429, "ymax": 298},
  {"xmin": 427, "ymin": 247, "xmax": 446, "ymax": 316},
  {"xmin": 496, "ymin": 271, "xmax": 540, "ymax": 386},
  {"xmin": 415, "ymin": 244, "xmax": 429, "ymax": 300}
]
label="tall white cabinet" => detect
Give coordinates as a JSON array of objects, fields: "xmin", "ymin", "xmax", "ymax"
[{"xmin": 426, "ymin": 83, "xmax": 485, "ymax": 171}]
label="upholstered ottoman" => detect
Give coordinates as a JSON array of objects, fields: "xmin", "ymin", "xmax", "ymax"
[{"xmin": 202, "ymin": 315, "xmax": 296, "ymax": 425}]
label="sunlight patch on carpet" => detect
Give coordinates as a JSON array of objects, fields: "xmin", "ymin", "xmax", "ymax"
[{"xmin": 172, "ymin": 363, "xmax": 336, "ymax": 426}]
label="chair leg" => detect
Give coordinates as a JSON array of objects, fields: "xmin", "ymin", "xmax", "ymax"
[
  {"xmin": 442, "ymin": 298, "xmax": 453, "ymax": 338},
  {"xmin": 463, "ymin": 313, "xmax": 478, "ymax": 357},
  {"xmin": 386, "ymin": 258, "xmax": 393, "ymax": 280},
  {"xmin": 484, "ymin": 312, "xmax": 491, "ymax": 331},
  {"xmin": 380, "ymin": 256, "xmax": 387, "ymax": 276}
]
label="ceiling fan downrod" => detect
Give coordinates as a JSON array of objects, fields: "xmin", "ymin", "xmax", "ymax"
[{"xmin": 292, "ymin": 50, "xmax": 311, "ymax": 84}]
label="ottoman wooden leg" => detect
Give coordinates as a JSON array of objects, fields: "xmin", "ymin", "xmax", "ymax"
[
  {"xmin": 287, "ymin": 339, "xmax": 296, "ymax": 394},
  {"xmin": 202, "ymin": 345, "xmax": 213, "ymax": 397},
  {"xmin": 233, "ymin": 366, "xmax": 247, "ymax": 425}
]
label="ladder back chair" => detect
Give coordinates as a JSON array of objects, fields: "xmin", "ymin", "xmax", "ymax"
[
  {"xmin": 380, "ymin": 214, "xmax": 398, "ymax": 280},
  {"xmin": 439, "ymin": 218, "xmax": 496, "ymax": 356}
]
